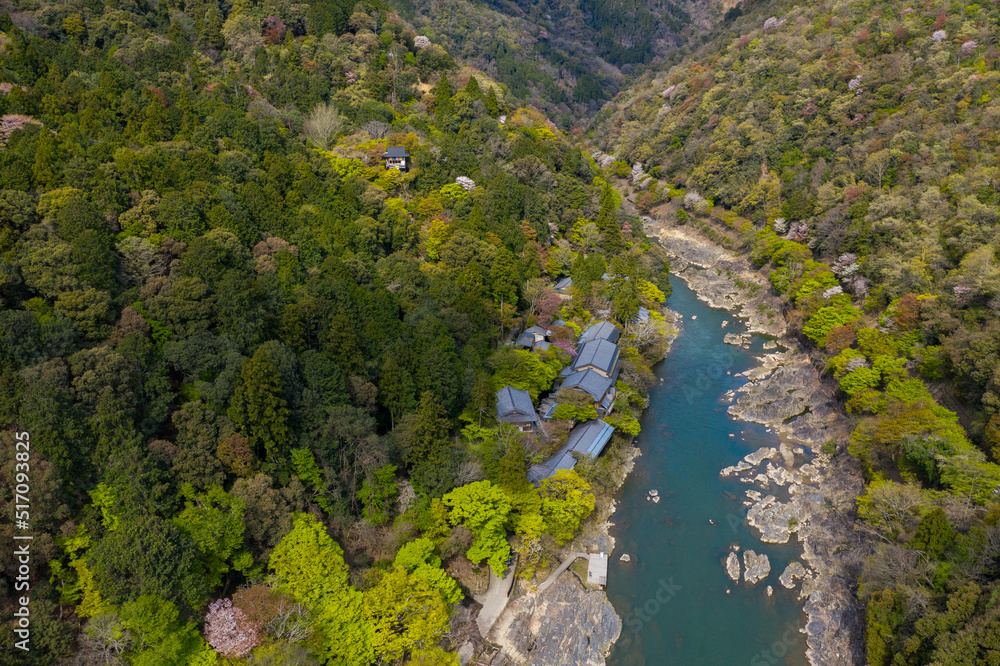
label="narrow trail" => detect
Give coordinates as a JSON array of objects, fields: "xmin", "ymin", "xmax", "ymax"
[
  {"xmin": 475, "ymin": 558, "xmax": 519, "ymax": 637},
  {"xmin": 537, "ymin": 552, "xmax": 589, "ymax": 593}
]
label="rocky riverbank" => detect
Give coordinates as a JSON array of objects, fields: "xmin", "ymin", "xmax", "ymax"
[
  {"xmin": 483, "ymin": 309, "xmax": 682, "ymax": 664},
  {"xmin": 644, "ymin": 215, "xmax": 867, "ymax": 665}
]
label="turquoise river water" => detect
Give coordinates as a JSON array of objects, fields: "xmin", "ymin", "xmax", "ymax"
[{"xmin": 606, "ymin": 277, "xmax": 809, "ymax": 666}]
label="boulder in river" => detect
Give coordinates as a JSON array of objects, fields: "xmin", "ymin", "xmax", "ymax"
[
  {"xmin": 744, "ymin": 447, "xmax": 779, "ymax": 466},
  {"xmin": 743, "ymin": 550, "xmax": 771, "ymax": 584},
  {"xmin": 725, "ymin": 551, "xmax": 740, "ymax": 582},
  {"xmin": 780, "ymin": 561, "xmax": 808, "ymax": 589},
  {"xmin": 620, "ymin": 554, "xmax": 631, "ymax": 563},
  {"xmin": 747, "ymin": 494, "xmax": 807, "ymax": 544},
  {"xmin": 720, "ymin": 461, "xmax": 753, "ymax": 476}
]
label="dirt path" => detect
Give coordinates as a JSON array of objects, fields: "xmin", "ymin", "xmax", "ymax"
[{"xmin": 475, "ymin": 559, "xmax": 518, "ymax": 637}]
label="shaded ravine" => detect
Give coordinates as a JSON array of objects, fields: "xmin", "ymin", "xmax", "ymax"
[{"xmin": 606, "ymin": 277, "xmax": 809, "ymax": 666}]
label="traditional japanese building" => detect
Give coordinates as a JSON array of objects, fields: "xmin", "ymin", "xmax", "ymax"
[{"xmin": 383, "ymin": 146, "xmax": 409, "ymax": 172}]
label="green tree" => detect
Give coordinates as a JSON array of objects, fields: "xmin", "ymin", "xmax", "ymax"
[
  {"xmin": 117, "ymin": 595, "xmax": 208, "ymax": 666},
  {"xmin": 909, "ymin": 507, "xmax": 955, "ymax": 559},
  {"xmin": 595, "ymin": 185, "xmax": 624, "ymax": 255},
  {"xmin": 88, "ymin": 515, "xmax": 208, "ymax": 610},
  {"xmin": 379, "ymin": 354, "xmax": 416, "ymax": 427},
  {"xmin": 434, "ymin": 74, "xmax": 454, "ymax": 122},
  {"xmin": 358, "ymin": 464, "xmax": 399, "ymax": 526},
  {"xmin": 471, "ymin": 371, "xmax": 496, "ymax": 427},
  {"xmin": 607, "ymin": 254, "xmax": 641, "ymax": 323},
  {"xmin": 442, "ymin": 480, "xmax": 512, "ymax": 574},
  {"xmin": 228, "ymin": 347, "xmax": 292, "ymax": 464},
  {"xmin": 172, "ymin": 484, "xmax": 249, "ymax": 588},
  {"xmin": 865, "ymin": 589, "xmax": 902, "ymax": 666},
  {"xmin": 269, "ymin": 513, "xmax": 373, "ymax": 665},
  {"xmin": 393, "ymin": 537, "xmax": 463, "ymax": 604},
  {"xmin": 363, "ymin": 567, "xmax": 451, "ymax": 663},
  {"xmin": 403, "ymin": 392, "xmax": 451, "ymax": 465},
  {"xmin": 539, "ymin": 470, "xmax": 595, "ymax": 544}
]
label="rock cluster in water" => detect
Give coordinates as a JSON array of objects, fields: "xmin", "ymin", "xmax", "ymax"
[
  {"xmin": 742, "ymin": 550, "xmax": 771, "ymax": 584},
  {"xmin": 725, "ymin": 550, "xmax": 740, "ymax": 582},
  {"xmin": 780, "ymin": 562, "xmax": 808, "ymax": 590}
]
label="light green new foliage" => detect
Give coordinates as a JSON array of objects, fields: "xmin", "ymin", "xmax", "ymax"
[
  {"xmin": 802, "ymin": 299, "xmax": 861, "ymax": 346},
  {"xmin": 394, "ymin": 537, "xmax": 463, "ymax": 604},
  {"xmin": 291, "ymin": 447, "xmax": 332, "ymax": 513},
  {"xmin": 539, "ymin": 470, "xmax": 595, "ymax": 545},
  {"xmin": 118, "ymin": 595, "xmax": 208, "ymax": 666},
  {"xmin": 269, "ymin": 514, "xmax": 373, "ymax": 666},
  {"xmin": 358, "ymin": 464, "xmax": 399, "ymax": 526},
  {"xmin": 839, "ymin": 367, "xmax": 881, "ymax": 396},
  {"xmin": 171, "ymin": 484, "xmax": 247, "ymax": 589},
  {"xmin": 407, "ymin": 645, "xmax": 461, "ymax": 665},
  {"xmin": 443, "ymin": 480, "xmax": 512, "ymax": 575},
  {"xmin": 364, "ymin": 567, "xmax": 451, "ymax": 663}
]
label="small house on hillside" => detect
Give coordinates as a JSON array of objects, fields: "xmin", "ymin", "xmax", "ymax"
[
  {"xmin": 496, "ymin": 386, "xmax": 539, "ymax": 432},
  {"xmin": 554, "ymin": 277, "xmax": 573, "ymax": 295},
  {"xmin": 571, "ymin": 339, "xmax": 621, "ymax": 380},
  {"xmin": 578, "ymin": 320, "xmax": 620, "ymax": 345},
  {"xmin": 527, "ymin": 419, "xmax": 616, "ymax": 482},
  {"xmin": 515, "ymin": 326, "xmax": 552, "ymax": 351},
  {"xmin": 384, "ymin": 146, "xmax": 409, "ymax": 172},
  {"xmin": 560, "ymin": 369, "xmax": 617, "ymax": 416}
]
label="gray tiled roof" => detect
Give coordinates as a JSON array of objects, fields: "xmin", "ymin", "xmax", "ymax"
[
  {"xmin": 496, "ymin": 386, "xmax": 538, "ymax": 423},
  {"xmin": 527, "ymin": 419, "xmax": 615, "ymax": 483},
  {"xmin": 561, "ymin": 369, "xmax": 613, "ymax": 401},
  {"xmin": 554, "ymin": 277, "xmax": 573, "ymax": 291},
  {"xmin": 515, "ymin": 332, "xmax": 535, "ymax": 348},
  {"xmin": 384, "ymin": 146, "xmax": 408, "ymax": 157},
  {"xmin": 579, "ymin": 321, "xmax": 620, "ymax": 345},
  {"xmin": 566, "ymin": 419, "xmax": 615, "ymax": 457},
  {"xmin": 571, "ymin": 339, "xmax": 620, "ymax": 375}
]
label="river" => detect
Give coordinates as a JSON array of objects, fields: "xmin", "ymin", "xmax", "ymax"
[{"xmin": 606, "ymin": 276, "xmax": 809, "ymax": 666}]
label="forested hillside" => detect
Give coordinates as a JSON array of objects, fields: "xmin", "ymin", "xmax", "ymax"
[
  {"xmin": 0, "ymin": 0, "xmax": 674, "ymax": 663},
  {"xmin": 595, "ymin": 0, "xmax": 1000, "ymax": 662},
  {"xmin": 393, "ymin": 0, "xmax": 706, "ymax": 121}
]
